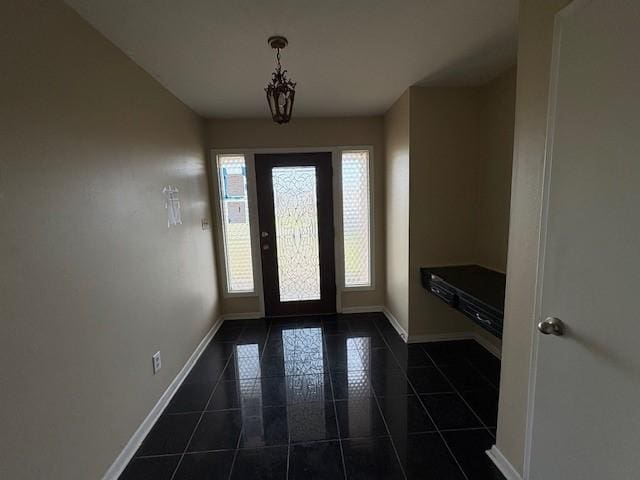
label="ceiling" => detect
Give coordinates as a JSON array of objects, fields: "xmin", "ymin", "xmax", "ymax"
[{"xmin": 65, "ymin": 0, "xmax": 519, "ymax": 118}]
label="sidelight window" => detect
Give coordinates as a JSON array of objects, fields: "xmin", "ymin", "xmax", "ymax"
[
  {"xmin": 341, "ymin": 150, "xmax": 372, "ymax": 288},
  {"xmin": 217, "ymin": 154, "xmax": 254, "ymax": 293}
]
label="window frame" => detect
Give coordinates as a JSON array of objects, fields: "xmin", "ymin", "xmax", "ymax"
[
  {"xmin": 338, "ymin": 147, "xmax": 375, "ymax": 291},
  {"xmin": 212, "ymin": 151, "xmax": 260, "ymax": 297}
]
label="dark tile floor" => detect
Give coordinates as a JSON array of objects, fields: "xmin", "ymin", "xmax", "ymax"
[{"xmin": 120, "ymin": 313, "xmax": 505, "ymax": 480}]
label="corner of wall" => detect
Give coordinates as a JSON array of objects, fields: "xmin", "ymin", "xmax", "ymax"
[
  {"xmin": 382, "ymin": 89, "xmax": 411, "ymax": 332},
  {"xmin": 494, "ymin": 1, "xmax": 571, "ymax": 477}
]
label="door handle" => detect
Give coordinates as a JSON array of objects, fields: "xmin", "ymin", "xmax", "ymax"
[{"xmin": 538, "ymin": 317, "xmax": 565, "ymax": 336}]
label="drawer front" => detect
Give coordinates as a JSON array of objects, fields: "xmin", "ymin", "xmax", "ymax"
[
  {"xmin": 458, "ymin": 297, "xmax": 502, "ymax": 336},
  {"xmin": 428, "ymin": 279, "xmax": 457, "ymax": 306}
]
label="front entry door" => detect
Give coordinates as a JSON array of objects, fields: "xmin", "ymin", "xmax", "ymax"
[
  {"xmin": 255, "ymin": 153, "xmax": 336, "ymax": 316},
  {"xmin": 529, "ymin": 1, "xmax": 640, "ymax": 478}
]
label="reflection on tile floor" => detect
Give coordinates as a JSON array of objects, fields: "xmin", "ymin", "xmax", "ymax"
[{"xmin": 119, "ymin": 313, "xmax": 505, "ymax": 480}]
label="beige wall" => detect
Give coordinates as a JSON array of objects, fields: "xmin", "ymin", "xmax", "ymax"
[
  {"xmin": 205, "ymin": 117, "xmax": 386, "ymax": 314},
  {"xmin": 408, "ymin": 87, "xmax": 484, "ymax": 338},
  {"xmin": 478, "ymin": 67, "xmax": 517, "ymax": 273},
  {"xmin": 496, "ymin": 0, "xmax": 570, "ymax": 474},
  {"xmin": 382, "ymin": 92, "xmax": 411, "ymax": 332},
  {"xmin": 390, "ymin": 70, "xmax": 516, "ymax": 344},
  {"xmin": 0, "ymin": 2, "xmax": 219, "ymax": 479}
]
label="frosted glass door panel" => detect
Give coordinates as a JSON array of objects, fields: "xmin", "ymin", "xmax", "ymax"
[{"xmin": 271, "ymin": 167, "xmax": 321, "ymax": 302}]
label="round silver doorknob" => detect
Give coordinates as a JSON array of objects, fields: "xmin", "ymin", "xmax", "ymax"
[{"xmin": 538, "ymin": 317, "xmax": 565, "ymax": 336}]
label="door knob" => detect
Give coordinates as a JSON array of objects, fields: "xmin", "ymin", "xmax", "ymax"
[{"xmin": 538, "ymin": 317, "xmax": 565, "ymax": 336}]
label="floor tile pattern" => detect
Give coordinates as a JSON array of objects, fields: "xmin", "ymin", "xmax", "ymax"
[{"xmin": 120, "ymin": 314, "xmax": 505, "ymax": 479}]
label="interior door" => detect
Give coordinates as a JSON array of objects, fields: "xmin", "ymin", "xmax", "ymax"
[
  {"xmin": 529, "ymin": 1, "xmax": 640, "ymax": 478},
  {"xmin": 255, "ymin": 152, "xmax": 336, "ymax": 316}
]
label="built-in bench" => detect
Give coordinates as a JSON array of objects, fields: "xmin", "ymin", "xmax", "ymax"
[{"xmin": 420, "ymin": 265, "xmax": 505, "ymax": 338}]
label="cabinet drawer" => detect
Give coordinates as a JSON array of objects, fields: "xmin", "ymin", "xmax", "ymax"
[
  {"xmin": 458, "ymin": 297, "xmax": 502, "ymax": 336},
  {"xmin": 427, "ymin": 278, "xmax": 457, "ymax": 306}
]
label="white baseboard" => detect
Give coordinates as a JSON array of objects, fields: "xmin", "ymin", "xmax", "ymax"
[
  {"xmin": 101, "ymin": 316, "xmax": 223, "ymax": 480},
  {"xmin": 486, "ymin": 445, "xmax": 523, "ymax": 480},
  {"xmin": 340, "ymin": 305, "xmax": 384, "ymax": 314},
  {"xmin": 381, "ymin": 307, "xmax": 408, "ymax": 342},
  {"xmin": 407, "ymin": 331, "xmax": 474, "ymax": 344},
  {"xmin": 378, "ymin": 309, "xmax": 500, "ymax": 359},
  {"xmin": 220, "ymin": 311, "xmax": 263, "ymax": 321},
  {"xmin": 407, "ymin": 331, "xmax": 501, "ymax": 359},
  {"xmin": 472, "ymin": 332, "xmax": 502, "ymax": 359}
]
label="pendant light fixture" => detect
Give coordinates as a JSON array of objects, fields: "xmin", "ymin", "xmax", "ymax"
[{"xmin": 265, "ymin": 36, "xmax": 296, "ymax": 124}]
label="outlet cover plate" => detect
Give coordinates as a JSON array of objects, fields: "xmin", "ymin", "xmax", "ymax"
[{"xmin": 152, "ymin": 351, "xmax": 161, "ymax": 374}]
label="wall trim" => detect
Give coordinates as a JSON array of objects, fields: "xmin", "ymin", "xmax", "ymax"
[
  {"xmin": 341, "ymin": 305, "xmax": 384, "ymax": 314},
  {"xmin": 381, "ymin": 307, "xmax": 408, "ymax": 342},
  {"xmin": 220, "ymin": 312, "xmax": 263, "ymax": 321},
  {"xmin": 101, "ymin": 316, "xmax": 223, "ymax": 480},
  {"xmin": 486, "ymin": 445, "xmax": 523, "ymax": 480}
]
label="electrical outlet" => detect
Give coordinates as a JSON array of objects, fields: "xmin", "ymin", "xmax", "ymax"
[
  {"xmin": 201, "ymin": 218, "xmax": 210, "ymax": 231},
  {"xmin": 152, "ymin": 351, "xmax": 161, "ymax": 374}
]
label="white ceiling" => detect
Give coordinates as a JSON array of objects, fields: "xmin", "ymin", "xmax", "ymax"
[{"xmin": 65, "ymin": 0, "xmax": 518, "ymax": 118}]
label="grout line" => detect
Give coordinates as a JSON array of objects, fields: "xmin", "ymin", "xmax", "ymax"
[
  {"xmin": 464, "ymin": 357, "xmax": 500, "ymax": 392},
  {"xmin": 369, "ymin": 376, "xmax": 409, "ymax": 480},
  {"xmin": 227, "ymin": 317, "xmax": 274, "ymax": 480},
  {"xmin": 168, "ymin": 321, "xmax": 247, "ymax": 480},
  {"xmin": 419, "ymin": 343, "xmax": 499, "ymax": 460},
  {"xmin": 437, "ymin": 426, "xmax": 490, "ymax": 433},
  {"xmin": 371, "ymin": 318, "xmax": 471, "ymax": 480},
  {"xmin": 346, "ymin": 317, "xmax": 408, "ymax": 480},
  {"xmin": 419, "ymin": 345, "xmax": 495, "ymax": 432},
  {"xmin": 262, "ymin": 320, "xmax": 293, "ymax": 480},
  {"xmin": 226, "ymin": 321, "xmax": 256, "ymax": 480},
  {"xmin": 225, "ymin": 425, "xmax": 245, "ymax": 480},
  {"xmin": 321, "ymin": 321, "xmax": 349, "ymax": 480},
  {"xmin": 133, "ymin": 453, "xmax": 186, "ymax": 460},
  {"xmin": 285, "ymin": 442, "xmax": 291, "ymax": 480},
  {"xmin": 262, "ymin": 318, "xmax": 299, "ymax": 480}
]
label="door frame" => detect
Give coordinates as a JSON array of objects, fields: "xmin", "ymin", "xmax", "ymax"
[
  {"xmin": 523, "ymin": 0, "xmax": 589, "ymax": 477},
  {"xmin": 255, "ymin": 152, "xmax": 336, "ymax": 316},
  {"xmin": 210, "ymin": 145, "xmax": 375, "ymax": 318}
]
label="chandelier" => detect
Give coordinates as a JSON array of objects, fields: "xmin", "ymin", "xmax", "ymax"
[{"xmin": 265, "ymin": 36, "xmax": 296, "ymax": 124}]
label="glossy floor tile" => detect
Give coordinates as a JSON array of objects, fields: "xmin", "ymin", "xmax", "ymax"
[
  {"xmin": 394, "ymin": 432, "xmax": 466, "ymax": 479},
  {"xmin": 443, "ymin": 429, "xmax": 507, "ymax": 480},
  {"xmin": 187, "ymin": 410, "xmax": 243, "ymax": 452},
  {"xmin": 420, "ymin": 393, "xmax": 483, "ymax": 430},
  {"xmin": 230, "ymin": 446, "xmax": 288, "ymax": 480},
  {"xmin": 136, "ymin": 413, "xmax": 200, "ymax": 456},
  {"xmin": 288, "ymin": 441, "xmax": 345, "ymax": 480},
  {"xmin": 119, "ymin": 455, "xmax": 181, "ymax": 480},
  {"xmin": 172, "ymin": 451, "xmax": 235, "ymax": 480},
  {"xmin": 342, "ymin": 437, "xmax": 405, "ymax": 480},
  {"xmin": 120, "ymin": 314, "xmax": 503, "ymax": 479}
]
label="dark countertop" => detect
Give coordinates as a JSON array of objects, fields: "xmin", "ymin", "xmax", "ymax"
[{"xmin": 420, "ymin": 265, "xmax": 506, "ymax": 314}]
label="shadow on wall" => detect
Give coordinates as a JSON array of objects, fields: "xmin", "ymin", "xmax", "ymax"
[{"xmin": 416, "ymin": 31, "xmax": 518, "ymax": 87}]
